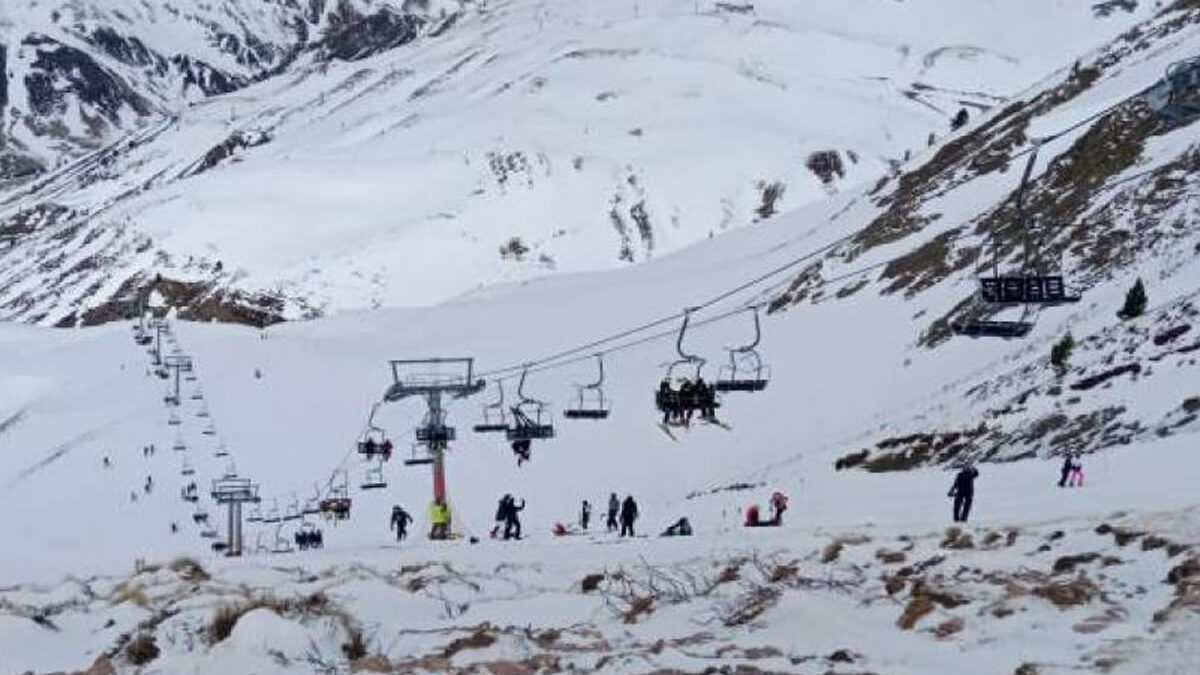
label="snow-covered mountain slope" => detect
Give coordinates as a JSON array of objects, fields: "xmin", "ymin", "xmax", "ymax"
[
  {"xmin": 4, "ymin": 37, "xmax": 1200, "ymax": 665},
  {"xmin": 0, "ymin": 0, "xmax": 465, "ymax": 183},
  {"xmin": 0, "ymin": 0, "xmax": 1155, "ymax": 325},
  {"xmin": 5, "ymin": 2, "xmax": 1200, "ymax": 673}
]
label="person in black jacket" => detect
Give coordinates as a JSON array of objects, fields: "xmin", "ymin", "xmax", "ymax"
[
  {"xmin": 948, "ymin": 466, "xmax": 979, "ymax": 523},
  {"xmin": 390, "ymin": 505, "xmax": 413, "ymax": 541},
  {"xmin": 619, "ymin": 495, "xmax": 639, "ymax": 537},
  {"xmin": 502, "ymin": 495, "xmax": 526, "ymax": 540}
]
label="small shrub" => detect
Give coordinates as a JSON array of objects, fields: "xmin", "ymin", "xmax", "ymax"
[
  {"xmin": 821, "ymin": 540, "xmax": 844, "ymax": 564},
  {"xmin": 1118, "ymin": 278, "xmax": 1147, "ymax": 319},
  {"xmin": 208, "ymin": 603, "xmax": 241, "ymax": 644},
  {"xmin": 342, "ymin": 629, "xmax": 368, "ymax": 661},
  {"xmin": 1050, "ymin": 333, "xmax": 1075, "ymax": 374},
  {"xmin": 168, "ymin": 557, "xmax": 210, "ymax": 582},
  {"xmin": 623, "ymin": 596, "xmax": 654, "ymax": 624},
  {"xmin": 499, "ymin": 237, "xmax": 530, "ymax": 260},
  {"xmin": 581, "ymin": 573, "xmax": 604, "ymax": 593},
  {"xmin": 125, "ymin": 632, "xmax": 160, "ymax": 665}
]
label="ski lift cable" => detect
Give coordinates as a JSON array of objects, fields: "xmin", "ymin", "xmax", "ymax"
[
  {"xmin": 250, "ymin": 84, "xmax": 1150, "ymax": 507},
  {"xmin": 476, "ymin": 231, "xmax": 861, "ymax": 380},
  {"xmin": 474, "ymin": 98, "xmax": 1136, "ymax": 382}
]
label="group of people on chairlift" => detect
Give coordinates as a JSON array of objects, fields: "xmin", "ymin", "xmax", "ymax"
[{"xmin": 657, "ymin": 376, "xmax": 718, "ymax": 425}]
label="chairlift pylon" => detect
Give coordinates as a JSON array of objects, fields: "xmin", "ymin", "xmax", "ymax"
[
  {"xmin": 473, "ymin": 381, "xmax": 510, "ymax": 433},
  {"xmin": 564, "ymin": 354, "xmax": 611, "ymax": 420},
  {"xmin": 714, "ymin": 306, "xmax": 770, "ymax": 393},
  {"xmin": 506, "ymin": 366, "xmax": 555, "ymax": 441},
  {"xmin": 952, "ymin": 141, "xmax": 1081, "ymax": 339}
]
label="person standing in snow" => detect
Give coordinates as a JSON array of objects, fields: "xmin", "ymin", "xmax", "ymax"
[
  {"xmin": 769, "ymin": 491, "xmax": 789, "ymax": 526},
  {"xmin": 1058, "ymin": 454, "xmax": 1073, "ymax": 488},
  {"xmin": 619, "ymin": 495, "xmax": 639, "ymax": 537},
  {"xmin": 606, "ymin": 493, "xmax": 620, "ymax": 532},
  {"xmin": 429, "ymin": 499, "xmax": 450, "ymax": 540},
  {"xmin": 503, "ymin": 495, "xmax": 525, "ymax": 540},
  {"xmin": 390, "ymin": 505, "xmax": 413, "ymax": 541},
  {"xmin": 948, "ymin": 465, "xmax": 979, "ymax": 523},
  {"xmin": 1068, "ymin": 454, "xmax": 1084, "ymax": 487},
  {"xmin": 581, "ymin": 500, "xmax": 592, "ymax": 530}
]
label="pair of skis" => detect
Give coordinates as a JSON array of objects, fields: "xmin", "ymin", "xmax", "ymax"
[{"xmin": 656, "ymin": 416, "xmax": 732, "ymax": 442}]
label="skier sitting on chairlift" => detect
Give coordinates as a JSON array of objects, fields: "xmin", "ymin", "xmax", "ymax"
[{"xmin": 657, "ymin": 380, "xmax": 676, "ymax": 424}]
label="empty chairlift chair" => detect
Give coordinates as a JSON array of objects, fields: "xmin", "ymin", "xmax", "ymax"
[
  {"xmin": 564, "ymin": 355, "xmax": 611, "ymax": 420},
  {"xmin": 473, "ymin": 382, "xmax": 510, "ymax": 433},
  {"xmin": 507, "ymin": 367, "xmax": 555, "ymax": 442},
  {"xmin": 714, "ymin": 307, "xmax": 770, "ymax": 393},
  {"xmin": 1147, "ymin": 56, "xmax": 1200, "ymax": 124},
  {"xmin": 360, "ymin": 458, "xmax": 388, "ymax": 490},
  {"xmin": 952, "ymin": 141, "xmax": 1081, "ymax": 339}
]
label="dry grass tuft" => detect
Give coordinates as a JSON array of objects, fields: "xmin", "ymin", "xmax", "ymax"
[{"xmin": 124, "ymin": 632, "xmax": 159, "ymax": 665}]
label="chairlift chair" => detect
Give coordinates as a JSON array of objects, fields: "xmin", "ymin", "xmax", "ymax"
[
  {"xmin": 200, "ymin": 526, "xmax": 219, "ymax": 539},
  {"xmin": 168, "ymin": 411, "xmax": 181, "ymax": 427},
  {"xmin": 172, "ymin": 435, "xmax": 186, "ymax": 452},
  {"xmin": 506, "ymin": 367, "xmax": 556, "ymax": 441},
  {"xmin": 214, "ymin": 442, "xmax": 229, "ymax": 458},
  {"xmin": 361, "ymin": 459, "xmax": 388, "ymax": 490},
  {"xmin": 319, "ymin": 471, "xmax": 352, "ymax": 520},
  {"xmin": 302, "ymin": 487, "xmax": 322, "ymax": 516},
  {"xmin": 714, "ymin": 307, "xmax": 771, "ymax": 393},
  {"xmin": 564, "ymin": 355, "xmax": 611, "ymax": 420},
  {"xmin": 403, "ymin": 441, "xmax": 435, "ymax": 466},
  {"xmin": 190, "ymin": 390, "xmax": 203, "ymax": 401},
  {"xmin": 1147, "ymin": 55, "xmax": 1200, "ymax": 124},
  {"xmin": 473, "ymin": 382, "xmax": 510, "ymax": 433},
  {"xmin": 211, "ymin": 541, "xmax": 229, "ymax": 553},
  {"xmin": 247, "ymin": 504, "xmax": 264, "ymax": 523},
  {"xmin": 262, "ymin": 501, "xmax": 282, "ymax": 524},
  {"xmin": 283, "ymin": 497, "xmax": 302, "ymax": 521},
  {"xmin": 953, "ymin": 141, "xmax": 1081, "ymax": 339},
  {"xmin": 196, "ymin": 405, "xmax": 210, "ymax": 419},
  {"xmin": 193, "ymin": 508, "xmax": 209, "ymax": 524},
  {"xmin": 202, "ymin": 424, "xmax": 216, "ymax": 437},
  {"xmin": 181, "ymin": 458, "xmax": 195, "ymax": 476},
  {"xmin": 271, "ymin": 524, "xmax": 294, "ymax": 554},
  {"xmin": 656, "ymin": 310, "xmax": 721, "ymax": 423}
]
